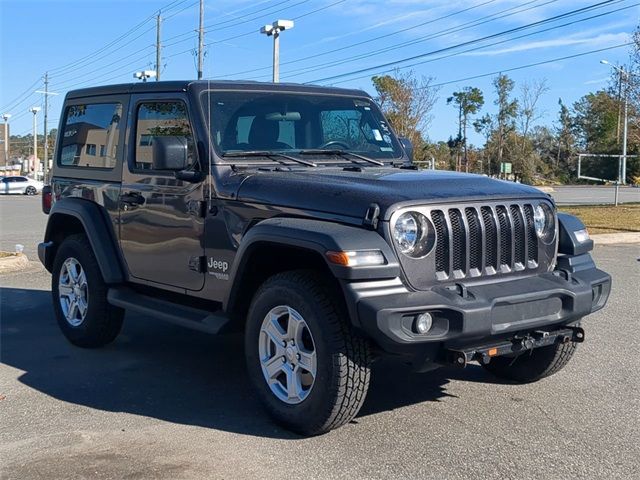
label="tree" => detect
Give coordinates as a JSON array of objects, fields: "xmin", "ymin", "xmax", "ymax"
[
  {"xmin": 492, "ymin": 74, "xmax": 518, "ymax": 177},
  {"xmin": 555, "ymin": 99, "xmax": 575, "ymax": 178},
  {"xmin": 516, "ymin": 79, "xmax": 548, "ymax": 183},
  {"xmin": 447, "ymin": 86, "xmax": 484, "ymax": 172},
  {"xmin": 473, "ymin": 113, "xmax": 493, "ymax": 175},
  {"xmin": 572, "ymin": 90, "xmax": 620, "ymax": 154},
  {"xmin": 372, "ymin": 70, "xmax": 439, "ymax": 162}
]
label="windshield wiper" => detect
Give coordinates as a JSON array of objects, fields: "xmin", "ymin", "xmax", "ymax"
[
  {"xmin": 297, "ymin": 149, "xmax": 384, "ymax": 166},
  {"xmin": 223, "ymin": 150, "xmax": 317, "ymax": 167}
]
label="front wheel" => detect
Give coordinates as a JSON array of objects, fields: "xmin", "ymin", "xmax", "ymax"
[
  {"xmin": 245, "ymin": 271, "xmax": 371, "ymax": 436},
  {"xmin": 482, "ymin": 340, "xmax": 577, "ymax": 383}
]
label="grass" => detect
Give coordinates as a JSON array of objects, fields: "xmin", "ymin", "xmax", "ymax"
[
  {"xmin": 559, "ymin": 203, "xmax": 640, "ymax": 234},
  {"xmin": 0, "ymin": 252, "xmax": 17, "ymax": 258}
]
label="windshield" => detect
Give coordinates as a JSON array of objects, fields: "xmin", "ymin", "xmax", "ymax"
[{"xmin": 202, "ymin": 91, "xmax": 402, "ymax": 161}]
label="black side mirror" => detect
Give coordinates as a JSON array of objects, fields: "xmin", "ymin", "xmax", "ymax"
[
  {"xmin": 152, "ymin": 136, "xmax": 188, "ymax": 170},
  {"xmin": 398, "ymin": 137, "xmax": 414, "ymax": 162}
]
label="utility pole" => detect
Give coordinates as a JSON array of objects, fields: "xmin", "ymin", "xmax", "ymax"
[
  {"xmin": 2, "ymin": 113, "xmax": 10, "ymax": 167},
  {"xmin": 197, "ymin": 0, "xmax": 204, "ymax": 80},
  {"xmin": 260, "ymin": 20, "xmax": 294, "ymax": 83},
  {"xmin": 36, "ymin": 74, "xmax": 59, "ymax": 183},
  {"xmin": 156, "ymin": 12, "xmax": 162, "ymax": 81},
  {"xmin": 43, "ymin": 73, "xmax": 49, "ymax": 182}
]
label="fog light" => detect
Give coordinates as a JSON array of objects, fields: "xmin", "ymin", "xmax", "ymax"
[{"xmin": 414, "ymin": 313, "xmax": 433, "ymax": 334}]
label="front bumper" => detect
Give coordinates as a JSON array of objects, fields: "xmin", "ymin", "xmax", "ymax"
[{"xmin": 343, "ymin": 253, "xmax": 611, "ymax": 362}]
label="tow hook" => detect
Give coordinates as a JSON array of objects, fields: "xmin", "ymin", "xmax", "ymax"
[{"xmin": 446, "ymin": 326, "xmax": 586, "ymax": 368}]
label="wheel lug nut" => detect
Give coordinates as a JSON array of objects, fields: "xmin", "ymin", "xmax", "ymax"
[
  {"xmin": 281, "ymin": 357, "xmax": 286, "ymax": 363},
  {"xmin": 296, "ymin": 353, "xmax": 301, "ymax": 360}
]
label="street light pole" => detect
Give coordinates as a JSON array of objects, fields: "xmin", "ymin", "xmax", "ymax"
[
  {"xmin": 272, "ymin": 29, "xmax": 280, "ymax": 83},
  {"xmin": 260, "ymin": 20, "xmax": 294, "ymax": 83},
  {"xmin": 2, "ymin": 113, "xmax": 11, "ymax": 167},
  {"xmin": 601, "ymin": 60, "xmax": 630, "ymax": 185},
  {"xmin": 29, "ymin": 107, "xmax": 41, "ymax": 175}
]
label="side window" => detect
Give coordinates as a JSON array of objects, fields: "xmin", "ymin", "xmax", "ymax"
[
  {"xmin": 134, "ymin": 101, "xmax": 194, "ymax": 170},
  {"xmin": 59, "ymin": 102, "xmax": 122, "ymax": 168}
]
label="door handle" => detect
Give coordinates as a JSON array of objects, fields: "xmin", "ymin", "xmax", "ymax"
[{"xmin": 120, "ymin": 192, "xmax": 145, "ymax": 207}]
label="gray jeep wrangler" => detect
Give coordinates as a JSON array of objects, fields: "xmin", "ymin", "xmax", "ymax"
[{"xmin": 39, "ymin": 80, "xmax": 611, "ymax": 435}]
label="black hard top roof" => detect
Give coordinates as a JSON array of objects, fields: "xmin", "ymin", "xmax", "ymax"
[{"xmin": 66, "ymin": 80, "xmax": 371, "ymax": 100}]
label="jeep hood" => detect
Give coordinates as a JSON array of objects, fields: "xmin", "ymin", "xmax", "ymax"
[{"xmin": 235, "ymin": 168, "xmax": 549, "ymax": 220}]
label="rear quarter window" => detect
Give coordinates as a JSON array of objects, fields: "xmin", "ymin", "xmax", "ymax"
[{"xmin": 59, "ymin": 102, "xmax": 123, "ymax": 169}]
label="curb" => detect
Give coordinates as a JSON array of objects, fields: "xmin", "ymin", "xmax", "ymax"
[
  {"xmin": 592, "ymin": 232, "xmax": 640, "ymax": 245},
  {"xmin": 0, "ymin": 253, "xmax": 29, "ymax": 274}
]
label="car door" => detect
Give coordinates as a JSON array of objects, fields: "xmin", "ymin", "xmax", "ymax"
[
  {"xmin": 119, "ymin": 94, "xmax": 205, "ymax": 291},
  {"xmin": 13, "ymin": 177, "xmax": 28, "ymax": 193}
]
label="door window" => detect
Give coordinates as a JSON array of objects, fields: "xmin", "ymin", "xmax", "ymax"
[{"xmin": 133, "ymin": 101, "xmax": 195, "ymax": 170}]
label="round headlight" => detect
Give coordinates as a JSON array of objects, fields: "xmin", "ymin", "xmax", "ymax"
[
  {"xmin": 533, "ymin": 203, "xmax": 555, "ymax": 243},
  {"xmin": 393, "ymin": 211, "xmax": 433, "ymax": 257}
]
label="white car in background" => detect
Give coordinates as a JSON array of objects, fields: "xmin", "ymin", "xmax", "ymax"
[{"xmin": 0, "ymin": 176, "xmax": 44, "ymax": 195}]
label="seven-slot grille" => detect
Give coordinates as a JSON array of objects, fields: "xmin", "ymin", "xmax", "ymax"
[{"xmin": 431, "ymin": 203, "xmax": 539, "ymax": 280}]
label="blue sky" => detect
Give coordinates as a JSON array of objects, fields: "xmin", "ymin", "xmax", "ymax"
[{"xmin": 1, "ymin": 0, "xmax": 637, "ymax": 144}]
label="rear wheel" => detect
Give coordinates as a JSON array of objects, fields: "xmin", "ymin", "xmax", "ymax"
[
  {"xmin": 245, "ymin": 270, "xmax": 371, "ymax": 435},
  {"xmin": 25, "ymin": 186, "xmax": 37, "ymax": 195},
  {"xmin": 52, "ymin": 234, "xmax": 124, "ymax": 348},
  {"xmin": 482, "ymin": 340, "xmax": 577, "ymax": 383}
]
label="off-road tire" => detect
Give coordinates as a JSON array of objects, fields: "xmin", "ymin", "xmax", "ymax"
[
  {"xmin": 245, "ymin": 270, "xmax": 371, "ymax": 436},
  {"xmin": 483, "ymin": 340, "xmax": 577, "ymax": 383},
  {"xmin": 52, "ymin": 234, "xmax": 124, "ymax": 348}
]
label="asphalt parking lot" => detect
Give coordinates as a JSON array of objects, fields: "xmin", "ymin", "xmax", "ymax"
[{"xmin": 1, "ymin": 196, "xmax": 639, "ymax": 479}]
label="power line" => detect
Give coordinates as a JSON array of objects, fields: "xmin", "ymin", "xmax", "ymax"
[
  {"xmin": 254, "ymin": 0, "xmax": 559, "ymax": 81},
  {"xmin": 429, "ymin": 42, "xmax": 634, "ymax": 88},
  {"xmin": 327, "ymin": 4, "xmax": 637, "ymax": 86},
  {"xmin": 309, "ymin": 0, "xmax": 626, "ymax": 84},
  {"xmin": 161, "ymin": 0, "xmax": 297, "ymax": 45},
  {"xmin": 219, "ymin": 0, "xmax": 505, "ymax": 80},
  {"xmin": 50, "ymin": 23, "xmax": 158, "ymax": 82},
  {"xmin": 0, "ymin": 77, "xmax": 43, "ymax": 113},
  {"xmin": 49, "ymin": 0, "xmax": 316, "ymax": 86},
  {"xmin": 164, "ymin": 0, "xmax": 346, "ymax": 60},
  {"xmin": 47, "ymin": 0, "xmax": 192, "ymax": 76}
]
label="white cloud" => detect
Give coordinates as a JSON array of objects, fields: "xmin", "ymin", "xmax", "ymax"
[{"xmin": 461, "ymin": 32, "xmax": 631, "ymax": 56}]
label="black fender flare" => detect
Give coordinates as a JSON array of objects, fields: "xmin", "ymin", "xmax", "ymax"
[
  {"xmin": 43, "ymin": 198, "xmax": 126, "ymax": 284},
  {"xmin": 223, "ymin": 217, "xmax": 400, "ymax": 311}
]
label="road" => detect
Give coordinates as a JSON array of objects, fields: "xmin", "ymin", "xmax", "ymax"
[
  {"xmin": 547, "ymin": 185, "xmax": 640, "ymax": 205},
  {"xmin": 1, "ymin": 195, "xmax": 639, "ymax": 479},
  {"xmin": 0, "ymin": 195, "xmax": 46, "ymax": 259}
]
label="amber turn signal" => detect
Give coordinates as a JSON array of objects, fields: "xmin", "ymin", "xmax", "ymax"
[{"xmin": 325, "ymin": 250, "xmax": 386, "ymax": 267}]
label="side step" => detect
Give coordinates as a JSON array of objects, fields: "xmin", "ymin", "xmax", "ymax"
[{"xmin": 107, "ymin": 287, "xmax": 230, "ymax": 334}]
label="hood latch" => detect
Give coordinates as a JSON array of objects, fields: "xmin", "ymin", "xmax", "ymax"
[{"xmin": 363, "ymin": 203, "xmax": 380, "ymax": 230}]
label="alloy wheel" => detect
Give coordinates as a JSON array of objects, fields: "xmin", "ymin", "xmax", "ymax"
[
  {"xmin": 258, "ymin": 305, "xmax": 317, "ymax": 404},
  {"xmin": 58, "ymin": 257, "xmax": 89, "ymax": 327}
]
